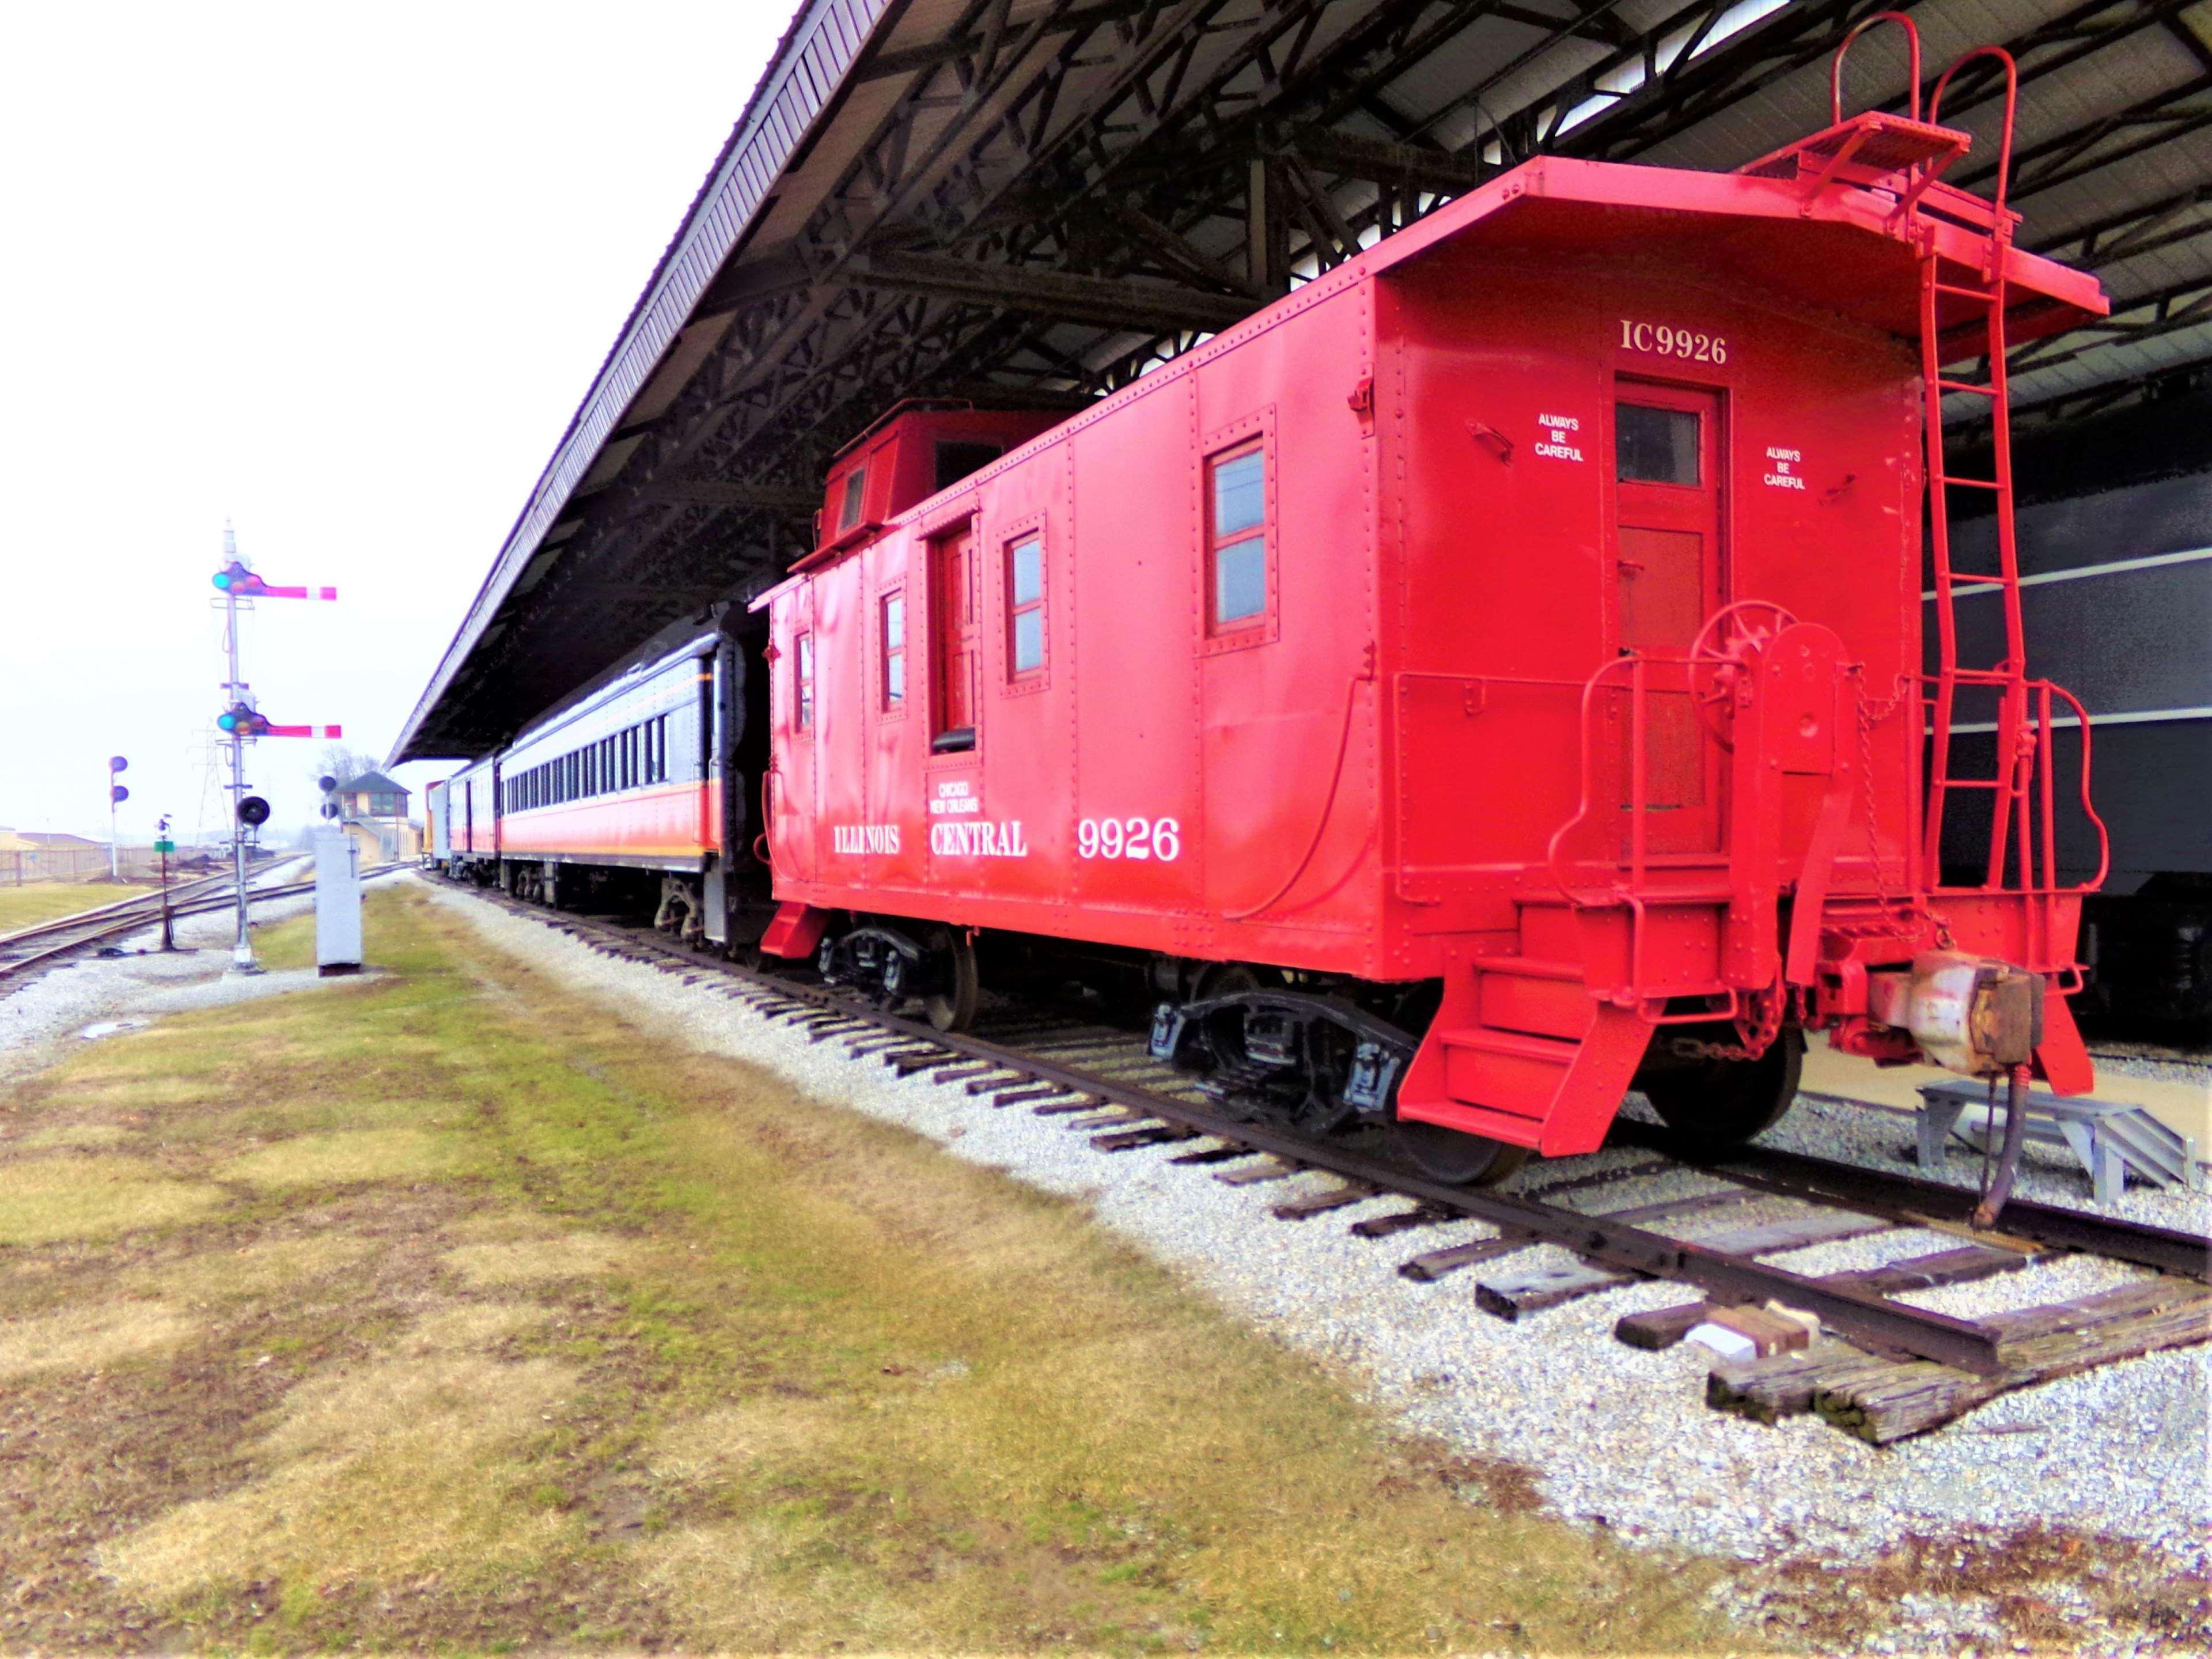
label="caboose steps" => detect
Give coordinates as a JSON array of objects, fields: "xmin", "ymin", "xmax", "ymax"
[
  {"xmin": 1468, "ymin": 956, "xmax": 1591, "ymax": 1041},
  {"xmin": 1437, "ymin": 1030, "xmax": 1582, "ymax": 1127}
]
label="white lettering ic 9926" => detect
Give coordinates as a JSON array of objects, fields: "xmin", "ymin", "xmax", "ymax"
[
  {"xmin": 1619, "ymin": 319, "xmax": 1728, "ymax": 363},
  {"xmin": 1078, "ymin": 817, "xmax": 1181, "ymax": 861}
]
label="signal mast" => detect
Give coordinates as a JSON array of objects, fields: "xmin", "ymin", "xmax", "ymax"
[{"xmin": 211, "ymin": 524, "xmax": 340, "ymax": 971}]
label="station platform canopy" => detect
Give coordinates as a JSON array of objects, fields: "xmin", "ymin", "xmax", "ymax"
[{"xmin": 396, "ymin": 0, "xmax": 2212, "ymax": 762}]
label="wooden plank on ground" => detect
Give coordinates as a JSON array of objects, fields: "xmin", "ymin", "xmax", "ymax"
[
  {"xmin": 1980, "ymin": 1277, "xmax": 2207, "ymax": 1358},
  {"xmin": 1707, "ymin": 1341, "xmax": 1888, "ymax": 1423},
  {"xmin": 1808, "ymin": 1283, "xmax": 2212, "ymax": 1443},
  {"xmin": 1615, "ymin": 1301, "xmax": 1714, "ymax": 1350}
]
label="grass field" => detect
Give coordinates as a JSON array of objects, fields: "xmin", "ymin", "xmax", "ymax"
[
  {"xmin": 0, "ymin": 884, "xmax": 1758, "ymax": 1653},
  {"xmin": 0, "ymin": 880, "xmax": 155, "ymax": 934}
]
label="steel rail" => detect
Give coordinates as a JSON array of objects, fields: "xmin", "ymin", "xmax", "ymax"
[
  {"xmin": 1623, "ymin": 1128, "xmax": 2212, "ymax": 1282},
  {"xmin": 0, "ymin": 870, "xmax": 240, "ymax": 949},
  {"xmin": 0, "ymin": 866, "xmax": 402, "ymax": 987},
  {"xmin": 462, "ymin": 892, "xmax": 2212, "ymax": 1379}
]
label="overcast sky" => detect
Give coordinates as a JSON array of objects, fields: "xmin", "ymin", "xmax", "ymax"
[{"xmin": 0, "ymin": 1, "xmax": 786, "ymax": 843}]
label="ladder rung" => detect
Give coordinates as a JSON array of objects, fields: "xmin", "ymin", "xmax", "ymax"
[
  {"xmin": 1933, "ymin": 475, "xmax": 2003, "ymax": 490},
  {"xmin": 1931, "ymin": 778, "xmax": 2005, "ymax": 790},
  {"xmin": 1933, "ymin": 282, "xmax": 1999, "ymax": 302},
  {"xmin": 1945, "ymin": 574, "xmax": 2012, "ymax": 586},
  {"xmin": 1937, "ymin": 379, "xmax": 1998, "ymax": 396}
]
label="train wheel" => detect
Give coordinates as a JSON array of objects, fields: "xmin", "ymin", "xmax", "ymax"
[
  {"xmin": 1642, "ymin": 1026, "xmax": 1804, "ymax": 1157},
  {"xmin": 1391, "ymin": 1118, "xmax": 1530, "ymax": 1187},
  {"xmin": 922, "ymin": 927, "xmax": 979, "ymax": 1033}
]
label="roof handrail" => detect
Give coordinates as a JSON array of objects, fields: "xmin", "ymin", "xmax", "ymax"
[
  {"xmin": 1831, "ymin": 11, "xmax": 1922, "ymax": 125},
  {"xmin": 1930, "ymin": 45, "xmax": 2018, "ymax": 211}
]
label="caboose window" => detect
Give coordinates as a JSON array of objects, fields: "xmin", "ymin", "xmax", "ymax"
[
  {"xmin": 1616, "ymin": 403, "xmax": 1700, "ymax": 485},
  {"xmin": 1208, "ymin": 443, "xmax": 1267, "ymax": 630},
  {"xmin": 881, "ymin": 593, "xmax": 906, "ymax": 710},
  {"xmin": 1007, "ymin": 535, "xmax": 1044, "ymax": 676},
  {"xmin": 839, "ymin": 469, "xmax": 866, "ymax": 531},
  {"xmin": 796, "ymin": 632, "xmax": 816, "ymax": 730}
]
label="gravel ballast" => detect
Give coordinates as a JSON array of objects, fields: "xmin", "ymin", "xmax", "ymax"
[{"xmin": 414, "ymin": 878, "xmax": 2209, "ymax": 1605}]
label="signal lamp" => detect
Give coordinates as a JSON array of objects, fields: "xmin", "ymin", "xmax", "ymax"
[
  {"xmin": 237, "ymin": 796, "xmax": 271, "ymax": 827},
  {"xmin": 110, "ymin": 784, "xmax": 128, "ymax": 804},
  {"xmin": 217, "ymin": 702, "xmax": 271, "ymax": 737},
  {"xmin": 211, "ymin": 560, "xmax": 268, "ymax": 596}
]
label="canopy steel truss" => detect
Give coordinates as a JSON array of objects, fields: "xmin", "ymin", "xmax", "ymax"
[{"xmin": 397, "ymin": 0, "xmax": 2212, "ymax": 759}]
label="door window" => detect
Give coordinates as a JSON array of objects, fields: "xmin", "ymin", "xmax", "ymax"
[
  {"xmin": 931, "ymin": 526, "xmax": 978, "ymax": 751},
  {"xmin": 1616, "ymin": 404, "xmax": 1701, "ymax": 484}
]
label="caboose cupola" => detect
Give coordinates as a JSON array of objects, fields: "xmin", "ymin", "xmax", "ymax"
[{"xmin": 812, "ymin": 399, "xmax": 1066, "ymax": 562}]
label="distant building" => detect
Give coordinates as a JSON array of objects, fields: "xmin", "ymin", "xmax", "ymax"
[{"xmin": 334, "ymin": 771, "xmax": 419, "ymax": 864}]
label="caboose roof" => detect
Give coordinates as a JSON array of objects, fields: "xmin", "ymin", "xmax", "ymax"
[{"xmin": 1362, "ymin": 143, "xmax": 2106, "ymax": 351}]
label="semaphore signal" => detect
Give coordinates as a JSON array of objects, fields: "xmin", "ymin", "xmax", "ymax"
[
  {"xmin": 211, "ymin": 522, "xmax": 343, "ymax": 972},
  {"xmin": 213, "ymin": 560, "xmax": 338, "ymax": 602}
]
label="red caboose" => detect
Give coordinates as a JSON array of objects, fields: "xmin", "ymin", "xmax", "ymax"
[{"xmin": 756, "ymin": 52, "xmax": 2111, "ymax": 1183}]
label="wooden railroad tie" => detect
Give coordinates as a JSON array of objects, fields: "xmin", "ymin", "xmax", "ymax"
[
  {"xmin": 1475, "ymin": 1203, "xmax": 1890, "ymax": 1321},
  {"xmin": 1215, "ymin": 1156, "xmax": 1304, "ymax": 1187},
  {"xmin": 1417, "ymin": 1185, "xmax": 1756, "ymax": 1293},
  {"xmin": 1068, "ymin": 1108, "xmax": 1151, "ymax": 1132},
  {"xmin": 1093, "ymin": 1123, "xmax": 1189, "ymax": 1152},
  {"xmin": 1168, "ymin": 1141, "xmax": 1252, "ymax": 1165},
  {"xmin": 1031, "ymin": 1093, "xmax": 1107, "ymax": 1116},
  {"xmin": 988, "ymin": 1082, "xmax": 1069, "ymax": 1108},
  {"xmin": 1270, "ymin": 1182, "xmax": 1376, "ymax": 1221},
  {"xmin": 1351, "ymin": 1205, "xmax": 1453, "ymax": 1238}
]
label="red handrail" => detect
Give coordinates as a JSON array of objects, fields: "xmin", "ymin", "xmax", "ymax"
[
  {"xmin": 1831, "ymin": 11, "xmax": 1922, "ymax": 124},
  {"xmin": 1930, "ymin": 46, "xmax": 2018, "ymax": 210}
]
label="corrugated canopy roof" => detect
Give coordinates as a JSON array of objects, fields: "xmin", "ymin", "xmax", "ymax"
[{"xmin": 396, "ymin": 0, "xmax": 2212, "ymax": 762}]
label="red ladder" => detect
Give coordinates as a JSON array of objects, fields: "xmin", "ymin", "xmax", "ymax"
[{"xmin": 1916, "ymin": 47, "xmax": 2037, "ymax": 894}]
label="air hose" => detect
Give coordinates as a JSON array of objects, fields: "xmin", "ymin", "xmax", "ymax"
[{"xmin": 1971, "ymin": 1062, "xmax": 2033, "ymax": 1231}]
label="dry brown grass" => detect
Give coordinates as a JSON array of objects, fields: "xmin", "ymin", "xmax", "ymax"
[
  {"xmin": 211, "ymin": 1126, "xmax": 472, "ymax": 1190},
  {"xmin": 0, "ymin": 1153, "xmax": 228, "ymax": 1245},
  {"xmin": 0, "ymin": 1299, "xmax": 199, "ymax": 1380},
  {"xmin": 443, "ymin": 1231, "xmax": 635, "ymax": 1286},
  {"xmin": 0, "ymin": 885, "xmax": 1767, "ymax": 1654}
]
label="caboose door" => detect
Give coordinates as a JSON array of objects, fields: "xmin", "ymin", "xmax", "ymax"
[
  {"xmin": 1611, "ymin": 381, "xmax": 1724, "ymax": 855},
  {"xmin": 930, "ymin": 521, "xmax": 979, "ymax": 750}
]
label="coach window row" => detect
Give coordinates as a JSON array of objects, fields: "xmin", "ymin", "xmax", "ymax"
[{"xmin": 503, "ymin": 714, "xmax": 671, "ymax": 812}]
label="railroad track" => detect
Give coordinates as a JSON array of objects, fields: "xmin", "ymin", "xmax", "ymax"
[
  {"xmin": 0, "ymin": 861, "xmax": 398, "ymax": 990},
  {"xmin": 454, "ymin": 878, "xmax": 2212, "ymax": 1445}
]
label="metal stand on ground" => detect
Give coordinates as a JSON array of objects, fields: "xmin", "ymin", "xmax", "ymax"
[
  {"xmin": 155, "ymin": 816, "xmax": 177, "ymax": 953},
  {"xmin": 221, "ymin": 552, "xmax": 260, "ymax": 975}
]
